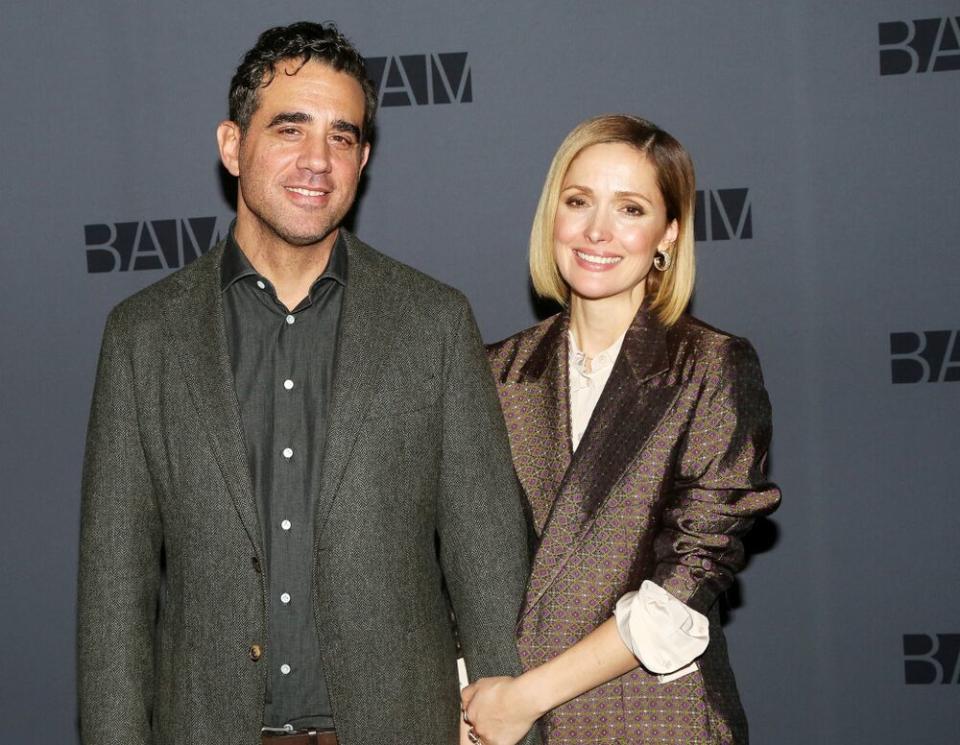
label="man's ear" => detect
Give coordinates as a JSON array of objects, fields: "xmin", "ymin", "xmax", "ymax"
[
  {"xmin": 359, "ymin": 141, "xmax": 371, "ymax": 174},
  {"xmin": 217, "ymin": 120, "xmax": 242, "ymax": 177}
]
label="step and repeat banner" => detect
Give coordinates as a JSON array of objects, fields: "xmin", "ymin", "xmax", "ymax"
[{"xmin": 1, "ymin": 2, "xmax": 957, "ymax": 743}]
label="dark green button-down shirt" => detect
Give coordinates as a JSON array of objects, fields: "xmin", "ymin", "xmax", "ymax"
[{"xmin": 221, "ymin": 226, "xmax": 346, "ymax": 730}]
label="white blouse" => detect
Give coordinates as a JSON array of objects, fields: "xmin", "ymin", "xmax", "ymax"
[{"xmin": 568, "ymin": 331, "xmax": 708, "ymax": 681}]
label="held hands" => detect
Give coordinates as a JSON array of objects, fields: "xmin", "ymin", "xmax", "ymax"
[
  {"xmin": 461, "ymin": 675, "xmax": 541, "ymax": 745},
  {"xmin": 460, "ymin": 619, "xmax": 640, "ymax": 744},
  {"xmin": 459, "ymin": 713, "xmax": 479, "ymax": 745}
]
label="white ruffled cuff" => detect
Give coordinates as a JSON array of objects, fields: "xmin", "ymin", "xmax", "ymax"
[{"xmin": 614, "ymin": 580, "xmax": 709, "ymax": 676}]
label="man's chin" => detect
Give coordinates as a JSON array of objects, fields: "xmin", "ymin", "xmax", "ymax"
[
  {"xmin": 269, "ymin": 222, "xmax": 340, "ymax": 248},
  {"xmin": 235, "ymin": 205, "xmax": 345, "ymax": 250},
  {"xmin": 283, "ymin": 230, "xmax": 338, "ymax": 247}
]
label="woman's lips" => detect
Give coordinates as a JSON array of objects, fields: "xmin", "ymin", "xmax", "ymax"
[{"xmin": 573, "ymin": 248, "xmax": 622, "ymax": 270}]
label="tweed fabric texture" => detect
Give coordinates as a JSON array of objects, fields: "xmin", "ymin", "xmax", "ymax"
[
  {"xmin": 487, "ymin": 306, "xmax": 781, "ymax": 745},
  {"xmin": 78, "ymin": 232, "xmax": 534, "ymax": 745}
]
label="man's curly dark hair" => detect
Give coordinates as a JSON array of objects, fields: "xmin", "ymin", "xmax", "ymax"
[{"xmin": 228, "ymin": 21, "xmax": 377, "ymax": 140}]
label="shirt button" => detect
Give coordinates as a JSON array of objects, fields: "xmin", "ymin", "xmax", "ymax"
[
  {"xmin": 280, "ymin": 663, "xmax": 291, "ymax": 675},
  {"xmin": 286, "ymin": 314, "xmax": 295, "ymax": 325},
  {"xmin": 283, "ymin": 379, "xmax": 294, "ymax": 390},
  {"xmin": 280, "ymin": 592, "xmax": 291, "ymax": 604},
  {"xmin": 281, "ymin": 519, "xmax": 292, "ymax": 531},
  {"xmin": 256, "ymin": 280, "xmax": 266, "ymax": 290},
  {"xmin": 249, "ymin": 644, "xmax": 263, "ymax": 662},
  {"xmin": 282, "ymin": 447, "xmax": 293, "ymax": 459}
]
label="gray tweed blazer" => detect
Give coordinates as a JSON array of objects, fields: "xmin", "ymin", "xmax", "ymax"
[{"xmin": 78, "ymin": 231, "xmax": 533, "ymax": 745}]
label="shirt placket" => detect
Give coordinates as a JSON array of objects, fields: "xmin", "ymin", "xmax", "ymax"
[{"xmin": 270, "ymin": 304, "xmax": 309, "ymax": 707}]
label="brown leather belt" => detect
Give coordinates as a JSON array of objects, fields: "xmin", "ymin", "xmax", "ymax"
[{"xmin": 261, "ymin": 730, "xmax": 337, "ymax": 745}]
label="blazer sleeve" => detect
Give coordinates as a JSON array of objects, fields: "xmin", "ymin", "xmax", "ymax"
[
  {"xmin": 432, "ymin": 297, "xmax": 534, "ymax": 689},
  {"xmin": 77, "ymin": 309, "xmax": 162, "ymax": 745},
  {"xmin": 652, "ymin": 336, "xmax": 781, "ymax": 615}
]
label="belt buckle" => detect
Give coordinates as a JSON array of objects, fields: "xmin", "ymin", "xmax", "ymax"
[
  {"xmin": 261, "ymin": 725, "xmax": 297, "ymax": 738},
  {"xmin": 262, "ymin": 725, "xmax": 334, "ymax": 739}
]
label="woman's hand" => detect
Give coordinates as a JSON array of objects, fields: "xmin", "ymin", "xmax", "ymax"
[
  {"xmin": 459, "ymin": 711, "xmax": 478, "ymax": 745},
  {"xmin": 461, "ymin": 620, "xmax": 640, "ymax": 743},
  {"xmin": 461, "ymin": 675, "xmax": 541, "ymax": 745}
]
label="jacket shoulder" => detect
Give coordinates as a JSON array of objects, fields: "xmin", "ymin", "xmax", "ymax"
[
  {"xmin": 486, "ymin": 314, "xmax": 563, "ymax": 382},
  {"xmin": 106, "ymin": 242, "xmax": 223, "ymax": 329},
  {"xmin": 345, "ymin": 232, "xmax": 468, "ymax": 314},
  {"xmin": 669, "ymin": 313, "xmax": 756, "ymax": 353},
  {"xmin": 667, "ymin": 313, "xmax": 764, "ymax": 383}
]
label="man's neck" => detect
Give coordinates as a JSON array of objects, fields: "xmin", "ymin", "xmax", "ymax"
[{"xmin": 234, "ymin": 223, "xmax": 339, "ymax": 311}]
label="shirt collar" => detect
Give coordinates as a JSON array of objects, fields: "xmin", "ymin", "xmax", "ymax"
[
  {"xmin": 220, "ymin": 222, "xmax": 349, "ymax": 295},
  {"xmin": 568, "ymin": 329, "xmax": 627, "ymax": 377}
]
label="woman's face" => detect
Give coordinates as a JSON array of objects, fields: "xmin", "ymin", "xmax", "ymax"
[{"xmin": 553, "ymin": 142, "xmax": 678, "ymax": 306}]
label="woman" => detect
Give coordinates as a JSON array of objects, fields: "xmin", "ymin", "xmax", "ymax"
[{"xmin": 461, "ymin": 115, "xmax": 780, "ymax": 745}]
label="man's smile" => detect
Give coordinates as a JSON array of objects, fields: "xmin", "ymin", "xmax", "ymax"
[{"xmin": 285, "ymin": 186, "xmax": 330, "ymax": 197}]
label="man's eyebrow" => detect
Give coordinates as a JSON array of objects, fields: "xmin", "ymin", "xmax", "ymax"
[
  {"xmin": 331, "ymin": 119, "xmax": 362, "ymax": 140},
  {"xmin": 267, "ymin": 111, "xmax": 313, "ymax": 127}
]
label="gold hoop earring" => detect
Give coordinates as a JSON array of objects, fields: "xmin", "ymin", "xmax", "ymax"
[{"xmin": 653, "ymin": 249, "xmax": 672, "ymax": 271}]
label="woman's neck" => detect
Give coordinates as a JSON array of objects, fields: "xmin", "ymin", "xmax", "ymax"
[{"xmin": 569, "ymin": 289, "xmax": 644, "ymax": 358}]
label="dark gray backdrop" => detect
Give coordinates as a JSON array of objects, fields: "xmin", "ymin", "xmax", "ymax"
[{"xmin": 2, "ymin": 2, "xmax": 958, "ymax": 743}]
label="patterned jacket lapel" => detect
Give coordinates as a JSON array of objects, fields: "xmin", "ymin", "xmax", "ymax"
[
  {"xmin": 497, "ymin": 313, "xmax": 572, "ymax": 537},
  {"xmin": 522, "ymin": 305, "xmax": 680, "ymax": 619}
]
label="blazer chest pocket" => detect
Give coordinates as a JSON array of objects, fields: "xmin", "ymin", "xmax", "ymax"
[{"xmin": 366, "ymin": 373, "xmax": 440, "ymax": 419}]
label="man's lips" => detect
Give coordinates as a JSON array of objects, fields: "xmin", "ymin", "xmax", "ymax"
[{"xmin": 285, "ymin": 185, "xmax": 331, "ymax": 198}]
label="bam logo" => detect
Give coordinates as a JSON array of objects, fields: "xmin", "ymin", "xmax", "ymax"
[
  {"xmin": 879, "ymin": 17, "xmax": 960, "ymax": 75},
  {"xmin": 365, "ymin": 53, "xmax": 472, "ymax": 107},
  {"xmin": 84, "ymin": 216, "xmax": 230, "ymax": 273},
  {"xmin": 890, "ymin": 330, "xmax": 960, "ymax": 383},
  {"xmin": 904, "ymin": 634, "xmax": 960, "ymax": 684},
  {"xmin": 694, "ymin": 189, "xmax": 752, "ymax": 241}
]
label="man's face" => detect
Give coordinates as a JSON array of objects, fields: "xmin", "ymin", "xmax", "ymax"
[{"xmin": 218, "ymin": 59, "xmax": 370, "ymax": 252}]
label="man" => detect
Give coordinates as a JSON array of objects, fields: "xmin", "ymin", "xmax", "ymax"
[{"xmin": 78, "ymin": 22, "xmax": 533, "ymax": 745}]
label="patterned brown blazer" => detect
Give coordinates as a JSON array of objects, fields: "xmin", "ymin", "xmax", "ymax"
[{"xmin": 487, "ymin": 305, "xmax": 781, "ymax": 745}]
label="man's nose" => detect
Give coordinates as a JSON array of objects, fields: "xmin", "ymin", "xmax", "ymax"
[{"xmin": 296, "ymin": 135, "xmax": 332, "ymax": 174}]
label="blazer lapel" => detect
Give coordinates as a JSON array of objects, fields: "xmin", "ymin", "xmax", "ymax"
[
  {"xmin": 500, "ymin": 314, "xmax": 572, "ymax": 536},
  {"xmin": 522, "ymin": 305, "xmax": 679, "ymax": 618},
  {"xmin": 166, "ymin": 244, "xmax": 262, "ymax": 550},
  {"xmin": 314, "ymin": 232, "xmax": 404, "ymax": 540}
]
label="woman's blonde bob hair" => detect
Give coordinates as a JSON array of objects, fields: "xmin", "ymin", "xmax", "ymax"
[{"xmin": 529, "ymin": 115, "xmax": 696, "ymax": 326}]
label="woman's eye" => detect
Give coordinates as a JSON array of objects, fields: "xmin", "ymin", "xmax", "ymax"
[
  {"xmin": 565, "ymin": 196, "xmax": 586, "ymax": 208},
  {"xmin": 623, "ymin": 204, "xmax": 644, "ymax": 216}
]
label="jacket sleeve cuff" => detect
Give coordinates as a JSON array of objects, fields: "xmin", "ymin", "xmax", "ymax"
[{"xmin": 613, "ymin": 580, "xmax": 710, "ymax": 675}]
